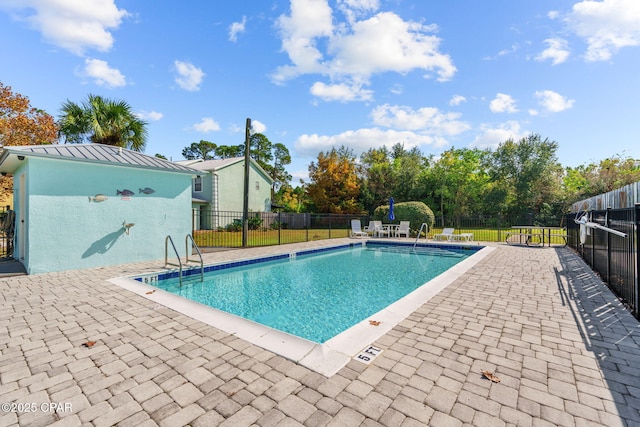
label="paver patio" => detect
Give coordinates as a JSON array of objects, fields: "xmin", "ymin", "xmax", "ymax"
[{"xmin": 1, "ymin": 239, "xmax": 639, "ymax": 427}]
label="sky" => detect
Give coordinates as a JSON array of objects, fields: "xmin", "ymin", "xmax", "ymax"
[{"xmin": 1, "ymin": 0, "xmax": 639, "ymax": 184}]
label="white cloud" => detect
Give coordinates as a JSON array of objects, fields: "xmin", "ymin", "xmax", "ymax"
[
  {"xmin": 310, "ymin": 81, "xmax": 373, "ymax": 102},
  {"xmin": 174, "ymin": 60, "xmax": 205, "ymax": 91},
  {"xmin": 565, "ymin": 0, "xmax": 640, "ymax": 61},
  {"xmin": 294, "ymin": 103, "xmax": 469, "ymax": 157},
  {"xmin": 294, "ymin": 127, "xmax": 443, "ymax": 157},
  {"xmin": 273, "ymin": 1, "xmax": 455, "ymax": 102},
  {"xmin": 329, "ymin": 12, "xmax": 455, "ymax": 81},
  {"xmin": 136, "ymin": 110, "xmax": 163, "ymax": 121},
  {"xmin": 273, "ymin": 0, "xmax": 334, "ymax": 83},
  {"xmin": 489, "ymin": 93, "xmax": 518, "ymax": 113},
  {"xmin": 449, "ymin": 95, "xmax": 466, "ymax": 106},
  {"xmin": 370, "ymin": 104, "xmax": 470, "ymax": 135},
  {"xmin": 471, "ymin": 121, "xmax": 526, "ymax": 149},
  {"xmin": 250, "ymin": 120, "xmax": 267, "ymax": 134},
  {"xmin": 229, "ymin": 15, "xmax": 246, "ymax": 42},
  {"xmin": 0, "ymin": 0, "xmax": 128, "ymax": 55},
  {"xmin": 536, "ymin": 38, "xmax": 570, "ymax": 65},
  {"xmin": 192, "ymin": 117, "xmax": 220, "ymax": 133},
  {"xmin": 78, "ymin": 58, "xmax": 126, "ymax": 87},
  {"xmin": 337, "ymin": 0, "xmax": 379, "ymax": 24},
  {"xmin": 534, "ymin": 90, "xmax": 575, "ymax": 113}
]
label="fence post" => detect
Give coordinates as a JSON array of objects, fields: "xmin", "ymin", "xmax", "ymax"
[
  {"xmin": 606, "ymin": 207, "xmax": 611, "ymax": 285},
  {"xmin": 635, "ymin": 204, "xmax": 640, "ymax": 318},
  {"xmin": 278, "ymin": 211, "xmax": 281, "ymax": 245}
]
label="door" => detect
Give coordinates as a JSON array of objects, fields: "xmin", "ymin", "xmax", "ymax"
[{"xmin": 18, "ymin": 173, "xmax": 25, "ymax": 260}]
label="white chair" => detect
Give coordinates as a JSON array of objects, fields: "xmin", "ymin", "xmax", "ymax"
[
  {"xmin": 363, "ymin": 222, "xmax": 376, "ymax": 236},
  {"xmin": 395, "ymin": 221, "xmax": 410, "ymax": 238},
  {"xmin": 350, "ymin": 219, "xmax": 369, "ymax": 238},
  {"xmin": 372, "ymin": 220, "xmax": 389, "ymax": 237},
  {"xmin": 433, "ymin": 228, "xmax": 455, "ymax": 241}
]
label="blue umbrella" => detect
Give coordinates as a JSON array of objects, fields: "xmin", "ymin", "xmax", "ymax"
[{"xmin": 388, "ymin": 197, "xmax": 395, "ymax": 221}]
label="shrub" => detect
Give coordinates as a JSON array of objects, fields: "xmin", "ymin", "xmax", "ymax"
[
  {"xmin": 248, "ymin": 214, "xmax": 263, "ymax": 230},
  {"xmin": 373, "ymin": 201, "xmax": 435, "ymax": 234}
]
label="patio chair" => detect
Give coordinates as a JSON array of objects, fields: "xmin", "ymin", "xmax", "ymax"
[
  {"xmin": 433, "ymin": 227, "xmax": 455, "ymax": 241},
  {"xmin": 363, "ymin": 222, "xmax": 376, "ymax": 236},
  {"xmin": 372, "ymin": 220, "xmax": 390, "ymax": 238},
  {"xmin": 395, "ymin": 221, "xmax": 410, "ymax": 238},
  {"xmin": 350, "ymin": 219, "xmax": 369, "ymax": 238}
]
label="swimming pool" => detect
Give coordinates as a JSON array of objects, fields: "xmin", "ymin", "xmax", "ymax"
[
  {"xmin": 110, "ymin": 241, "xmax": 494, "ymax": 376},
  {"xmin": 148, "ymin": 243, "xmax": 471, "ymax": 343}
]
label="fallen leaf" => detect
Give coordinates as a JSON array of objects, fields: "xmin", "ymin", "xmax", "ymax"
[
  {"xmin": 481, "ymin": 370, "xmax": 500, "ymax": 383},
  {"xmin": 146, "ymin": 290, "xmax": 156, "ymax": 295},
  {"xmin": 82, "ymin": 341, "xmax": 96, "ymax": 348},
  {"xmin": 369, "ymin": 320, "xmax": 381, "ymax": 326}
]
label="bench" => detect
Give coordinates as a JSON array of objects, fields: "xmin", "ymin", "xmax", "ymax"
[
  {"xmin": 506, "ymin": 232, "xmax": 567, "ymax": 247},
  {"xmin": 547, "ymin": 234, "xmax": 567, "ymax": 247},
  {"xmin": 505, "ymin": 232, "xmax": 543, "ymax": 246}
]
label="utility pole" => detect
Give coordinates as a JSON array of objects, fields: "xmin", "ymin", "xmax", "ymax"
[{"xmin": 242, "ymin": 118, "xmax": 251, "ymax": 247}]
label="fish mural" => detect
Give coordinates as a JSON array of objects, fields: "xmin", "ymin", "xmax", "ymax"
[
  {"xmin": 139, "ymin": 187, "xmax": 155, "ymax": 194},
  {"xmin": 116, "ymin": 189, "xmax": 134, "ymax": 197},
  {"xmin": 88, "ymin": 194, "xmax": 108, "ymax": 202}
]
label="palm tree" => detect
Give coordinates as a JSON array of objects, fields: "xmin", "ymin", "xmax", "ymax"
[{"xmin": 58, "ymin": 94, "xmax": 148, "ymax": 151}]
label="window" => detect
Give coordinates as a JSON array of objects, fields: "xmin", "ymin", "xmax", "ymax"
[{"xmin": 194, "ymin": 176, "xmax": 202, "ymax": 192}]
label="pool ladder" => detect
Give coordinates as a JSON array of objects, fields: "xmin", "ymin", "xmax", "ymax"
[
  {"xmin": 413, "ymin": 223, "xmax": 429, "ymax": 249},
  {"xmin": 165, "ymin": 234, "xmax": 204, "ymax": 286}
]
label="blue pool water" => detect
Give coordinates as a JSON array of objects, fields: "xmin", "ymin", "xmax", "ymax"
[{"xmin": 147, "ymin": 243, "xmax": 474, "ymax": 343}]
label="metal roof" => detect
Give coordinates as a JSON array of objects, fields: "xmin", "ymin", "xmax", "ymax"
[
  {"xmin": 0, "ymin": 144, "xmax": 201, "ymax": 175},
  {"xmin": 185, "ymin": 157, "xmax": 274, "ymax": 183}
]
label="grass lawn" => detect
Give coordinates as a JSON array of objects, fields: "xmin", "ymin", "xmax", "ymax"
[
  {"xmin": 193, "ymin": 228, "xmax": 351, "ymax": 247},
  {"xmin": 193, "ymin": 227, "xmax": 567, "ymax": 247}
]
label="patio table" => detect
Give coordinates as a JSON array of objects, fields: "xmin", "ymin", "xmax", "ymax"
[{"xmin": 380, "ymin": 224, "xmax": 399, "ymax": 237}]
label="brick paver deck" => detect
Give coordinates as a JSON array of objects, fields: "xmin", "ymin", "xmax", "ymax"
[{"xmin": 1, "ymin": 240, "xmax": 639, "ymax": 426}]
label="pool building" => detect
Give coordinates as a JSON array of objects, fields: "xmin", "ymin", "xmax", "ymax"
[{"xmin": 0, "ymin": 144, "xmax": 201, "ymax": 274}]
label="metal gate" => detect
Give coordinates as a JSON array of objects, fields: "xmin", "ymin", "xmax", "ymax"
[{"xmin": 0, "ymin": 206, "xmax": 15, "ymax": 258}]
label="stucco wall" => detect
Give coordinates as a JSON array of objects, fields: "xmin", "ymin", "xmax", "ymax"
[{"xmin": 19, "ymin": 157, "xmax": 193, "ymax": 274}]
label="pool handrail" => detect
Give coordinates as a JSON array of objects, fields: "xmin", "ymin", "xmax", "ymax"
[
  {"xmin": 185, "ymin": 234, "xmax": 204, "ymax": 282},
  {"xmin": 164, "ymin": 235, "xmax": 183, "ymax": 286}
]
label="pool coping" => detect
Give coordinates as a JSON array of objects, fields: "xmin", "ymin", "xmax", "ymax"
[{"xmin": 108, "ymin": 241, "xmax": 495, "ymax": 377}]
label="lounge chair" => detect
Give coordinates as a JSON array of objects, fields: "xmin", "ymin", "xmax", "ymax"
[
  {"xmin": 433, "ymin": 228, "xmax": 455, "ymax": 241},
  {"xmin": 350, "ymin": 219, "xmax": 369, "ymax": 238},
  {"xmin": 395, "ymin": 221, "xmax": 410, "ymax": 238}
]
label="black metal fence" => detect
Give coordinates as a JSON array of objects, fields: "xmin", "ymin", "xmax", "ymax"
[
  {"xmin": 192, "ymin": 210, "xmax": 357, "ymax": 248},
  {"xmin": 566, "ymin": 206, "xmax": 639, "ymax": 319},
  {"xmin": 192, "ymin": 209, "xmax": 566, "ymax": 248}
]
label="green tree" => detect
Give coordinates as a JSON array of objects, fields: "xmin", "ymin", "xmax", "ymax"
[
  {"xmin": 307, "ymin": 146, "xmax": 362, "ymax": 214},
  {"xmin": 275, "ymin": 184, "xmax": 307, "ymax": 212},
  {"xmin": 240, "ymin": 133, "xmax": 292, "ymax": 193},
  {"xmin": 484, "ymin": 133, "xmax": 562, "ymax": 220},
  {"xmin": 390, "ymin": 144, "xmax": 428, "ymax": 201},
  {"xmin": 58, "ymin": 94, "xmax": 147, "ymax": 151},
  {"xmin": 0, "ymin": 82, "xmax": 58, "ymax": 196},
  {"xmin": 214, "ymin": 145, "xmax": 243, "ymax": 158},
  {"xmin": 182, "ymin": 140, "xmax": 217, "ymax": 160},
  {"xmin": 270, "ymin": 142, "xmax": 292, "ymax": 193},
  {"xmin": 424, "ymin": 147, "xmax": 490, "ymax": 220},
  {"xmin": 569, "ymin": 155, "xmax": 640, "ymax": 196},
  {"xmin": 359, "ymin": 146, "xmax": 395, "ymax": 213}
]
